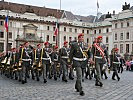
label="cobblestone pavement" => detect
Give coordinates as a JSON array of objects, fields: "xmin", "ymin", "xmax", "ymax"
[{"xmin": 0, "ymin": 71, "xmax": 133, "ymax": 100}]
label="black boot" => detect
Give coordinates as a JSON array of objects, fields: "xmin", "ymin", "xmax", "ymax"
[
  {"xmin": 117, "ymin": 77, "xmax": 120, "ymax": 81},
  {"xmin": 15, "ymin": 77, "xmax": 18, "ymax": 80},
  {"xmin": 75, "ymin": 85, "xmax": 79, "ymax": 92},
  {"xmin": 37, "ymin": 77, "xmax": 40, "ymax": 81},
  {"xmin": 22, "ymin": 80, "xmax": 25, "ymax": 84},
  {"xmin": 62, "ymin": 76, "xmax": 68, "ymax": 82},
  {"xmin": 95, "ymin": 81, "xmax": 103, "ymax": 87},
  {"xmin": 112, "ymin": 72, "xmax": 116, "ymax": 80},
  {"xmin": 54, "ymin": 76, "xmax": 57, "ymax": 80},
  {"xmin": 112, "ymin": 77, "xmax": 116, "ymax": 80},
  {"xmin": 79, "ymin": 91, "xmax": 85, "ymax": 96},
  {"xmin": 44, "ymin": 79, "xmax": 47, "ymax": 83},
  {"xmin": 32, "ymin": 76, "xmax": 35, "ymax": 80},
  {"xmin": 69, "ymin": 73, "xmax": 74, "ymax": 80}
]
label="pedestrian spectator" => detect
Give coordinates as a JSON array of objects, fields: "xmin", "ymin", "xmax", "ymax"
[
  {"xmin": 126, "ymin": 60, "xmax": 131, "ymax": 71},
  {"xmin": 130, "ymin": 58, "xmax": 133, "ymax": 71}
]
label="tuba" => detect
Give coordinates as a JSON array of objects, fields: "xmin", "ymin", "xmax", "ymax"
[
  {"xmin": 6, "ymin": 58, "xmax": 11, "ymax": 65},
  {"xmin": 17, "ymin": 59, "xmax": 23, "ymax": 70},
  {"xmin": 1, "ymin": 57, "xmax": 7, "ymax": 65},
  {"xmin": 18, "ymin": 48, "xmax": 24, "ymax": 70},
  {"xmin": 37, "ymin": 60, "xmax": 42, "ymax": 71}
]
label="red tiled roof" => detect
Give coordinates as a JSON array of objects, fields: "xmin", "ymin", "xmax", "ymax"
[{"xmin": 0, "ymin": 1, "xmax": 64, "ymax": 18}]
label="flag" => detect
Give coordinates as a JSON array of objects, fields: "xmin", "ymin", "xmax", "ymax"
[
  {"xmin": 97, "ymin": 0, "xmax": 99, "ymax": 9},
  {"xmin": 4, "ymin": 15, "xmax": 8, "ymax": 32},
  {"xmin": 54, "ymin": 22, "xmax": 58, "ymax": 36}
]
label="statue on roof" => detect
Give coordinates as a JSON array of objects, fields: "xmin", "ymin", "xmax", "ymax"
[
  {"xmin": 105, "ymin": 12, "xmax": 111, "ymax": 18},
  {"xmin": 122, "ymin": 2, "xmax": 130, "ymax": 10}
]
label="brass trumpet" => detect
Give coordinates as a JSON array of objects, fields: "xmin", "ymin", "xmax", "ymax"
[
  {"xmin": 83, "ymin": 50, "xmax": 88, "ymax": 58},
  {"xmin": 37, "ymin": 60, "xmax": 42, "ymax": 71}
]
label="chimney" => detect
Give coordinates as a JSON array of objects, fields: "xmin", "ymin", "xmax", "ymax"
[{"xmin": 113, "ymin": 10, "xmax": 115, "ymax": 15}]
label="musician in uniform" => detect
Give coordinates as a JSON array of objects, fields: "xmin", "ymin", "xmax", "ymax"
[
  {"xmin": 20, "ymin": 42, "xmax": 33, "ymax": 84},
  {"xmin": 91, "ymin": 36, "xmax": 110, "ymax": 87},
  {"xmin": 51, "ymin": 45, "xmax": 59, "ymax": 80},
  {"xmin": 34, "ymin": 43, "xmax": 42, "ymax": 81},
  {"xmin": 10, "ymin": 48, "xmax": 18, "ymax": 79},
  {"xmin": 110, "ymin": 48, "xmax": 120, "ymax": 81},
  {"xmin": 59, "ymin": 41, "xmax": 69, "ymax": 82},
  {"xmin": 18, "ymin": 44, "xmax": 24, "ymax": 82},
  {"xmin": 40, "ymin": 42, "xmax": 51, "ymax": 83},
  {"xmin": 69, "ymin": 33, "xmax": 92, "ymax": 96},
  {"xmin": 4, "ymin": 49, "xmax": 13, "ymax": 78}
]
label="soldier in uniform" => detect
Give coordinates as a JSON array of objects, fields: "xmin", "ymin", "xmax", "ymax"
[
  {"xmin": 91, "ymin": 36, "xmax": 110, "ymax": 87},
  {"xmin": 20, "ymin": 42, "xmax": 33, "ymax": 84},
  {"xmin": 10, "ymin": 48, "xmax": 18, "ymax": 79},
  {"xmin": 59, "ymin": 41, "xmax": 69, "ymax": 82},
  {"xmin": 69, "ymin": 33, "xmax": 92, "ymax": 96},
  {"xmin": 40, "ymin": 41, "xmax": 51, "ymax": 83},
  {"xmin": 110, "ymin": 48, "xmax": 120, "ymax": 81},
  {"xmin": 34, "ymin": 43, "xmax": 42, "ymax": 81},
  {"xmin": 43, "ymin": 41, "xmax": 52, "ymax": 79},
  {"xmin": 18, "ymin": 44, "xmax": 24, "ymax": 82},
  {"xmin": 51, "ymin": 45, "xmax": 59, "ymax": 80},
  {"xmin": 4, "ymin": 49, "xmax": 13, "ymax": 78}
]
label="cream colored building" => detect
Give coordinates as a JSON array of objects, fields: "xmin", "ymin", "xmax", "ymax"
[
  {"xmin": 0, "ymin": 1, "xmax": 133, "ymax": 56},
  {"xmin": 112, "ymin": 9, "xmax": 133, "ymax": 55}
]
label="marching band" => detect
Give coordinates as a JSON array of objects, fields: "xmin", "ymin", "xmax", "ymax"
[{"xmin": 0, "ymin": 33, "xmax": 123, "ymax": 96}]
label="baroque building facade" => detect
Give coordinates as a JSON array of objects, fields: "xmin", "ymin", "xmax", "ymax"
[{"xmin": 0, "ymin": 1, "xmax": 133, "ymax": 56}]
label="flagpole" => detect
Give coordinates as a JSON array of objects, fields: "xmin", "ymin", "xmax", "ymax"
[
  {"xmin": 60, "ymin": 0, "xmax": 61, "ymax": 12},
  {"xmin": 97, "ymin": 0, "xmax": 99, "ymax": 17},
  {"xmin": 6, "ymin": 2, "xmax": 9, "ymax": 52},
  {"xmin": 58, "ymin": 0, "xmax": 61, "ymax": 47}
]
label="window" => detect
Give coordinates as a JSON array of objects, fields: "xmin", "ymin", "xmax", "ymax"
[
  {"xmin": 106, "ymin": 28, "xmax": 109, "ymax": 33},
  {"xmin": 0, "ymin": 32, "xmax": 4, "ymax": 38},
  {"xmin": 64, "ymin": 27, "xmax": 66, "ymax": 32},
  {"xmin": 0, "ymin": 43, "xmax": 4, "ymax": 52},
  {"xmin": 9, "ymin": 22, "xmax": 12, "ymax": 27},
  {"xmin": 126, "ymin": 44, "xmax": 129, "ymax": 53},
  {"xmin": 127, "ymin": 22, "xmax": 129, "ymax": 27},
  {"xmin": 114, "ymin": 44, "xmax": 117, "ymax": 48},
  {"xmin": 9, "ymin": 32, "xmax": 12, "ymax": 39},
  {"xmin": 121, "ymin": 22, "xmax": 123, "ymax": 28},
  {"xmin": 99, "ymin": 29, "xmax": 101, "ymax": 34},
  {"xmin": 74, "ymin": 37, "xmax": 77, "ymax": 41},
  {"xmin": 115, "ymin": 23, "xmax": 117, "ymax": 28},
  {"xmin": 132, "ymin": 44, "xmax": 133, "ymax": 53},
  {"xmin": 115, "ymin": 33, "xmax": 117, "ymax": 40},
  {"xmin": 94, "ymin": 30, "xmax": 96, "ymax": 34},
  {"xmin": 64, "ymin": 36, "xmax": 66, "ymax": 41},
  {"xmin": 106, "ymin": 37, "xmax": 108, "ymax": 43},
  {"xmin": 87, "ymin": 30, "xmax": 89, "ymax": 34},
  {"xmin": 82, "ymin": 30, "xmax": 84, "ymax": 33},
  {"xmin": 120, "ymin": 44, "xmax": 123, "ymax": 53},
  {"xmin": 53, "ymin": 27, "xmax": 55, "ymax": 31},
  {"xmin": 69, "ymin": 28, "xmax": 72, "ymax": 32},
  {"xmin": 87, "ymin": 38, "xmax": 89, "ymax": 43},
  {"xmin": 120, "ymin": 33, "xmax": 123, "ymax": 40},
  {"xmin": 46, "ymin": 35, "xmax": 49, "ymax": 41},
  {"xmin": 47, "ymin": 26, "xmax": 49, "ymax": 30},
  {"xmin": 53, "ymin": 36, "xmax": 56, "ymax": 41},
  {"xmin": 8, "ymin": 43, "xmax": 12, "ymax": 51},
  {"xmin": 69, "ymin": 37, "xmax": 72, "ymax": 42},
  {"xmin": 106, "ymin": 46, "xmax": 109, "ymax": 51},
  {"xmin": 75, "ymin": 29, "xmax": 77, "ymax": 33},
  {"xmin": 0, "ymin": 21, "xmax": 4, "ymax": 26},
  {"xmin": 126, "ymin": 32, "xmax": 129, "ymax": 39}
]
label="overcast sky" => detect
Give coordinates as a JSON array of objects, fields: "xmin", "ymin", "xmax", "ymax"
[{"xmin": 5, "ymin": 0, "xmax": 133, "ymax": 16}]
